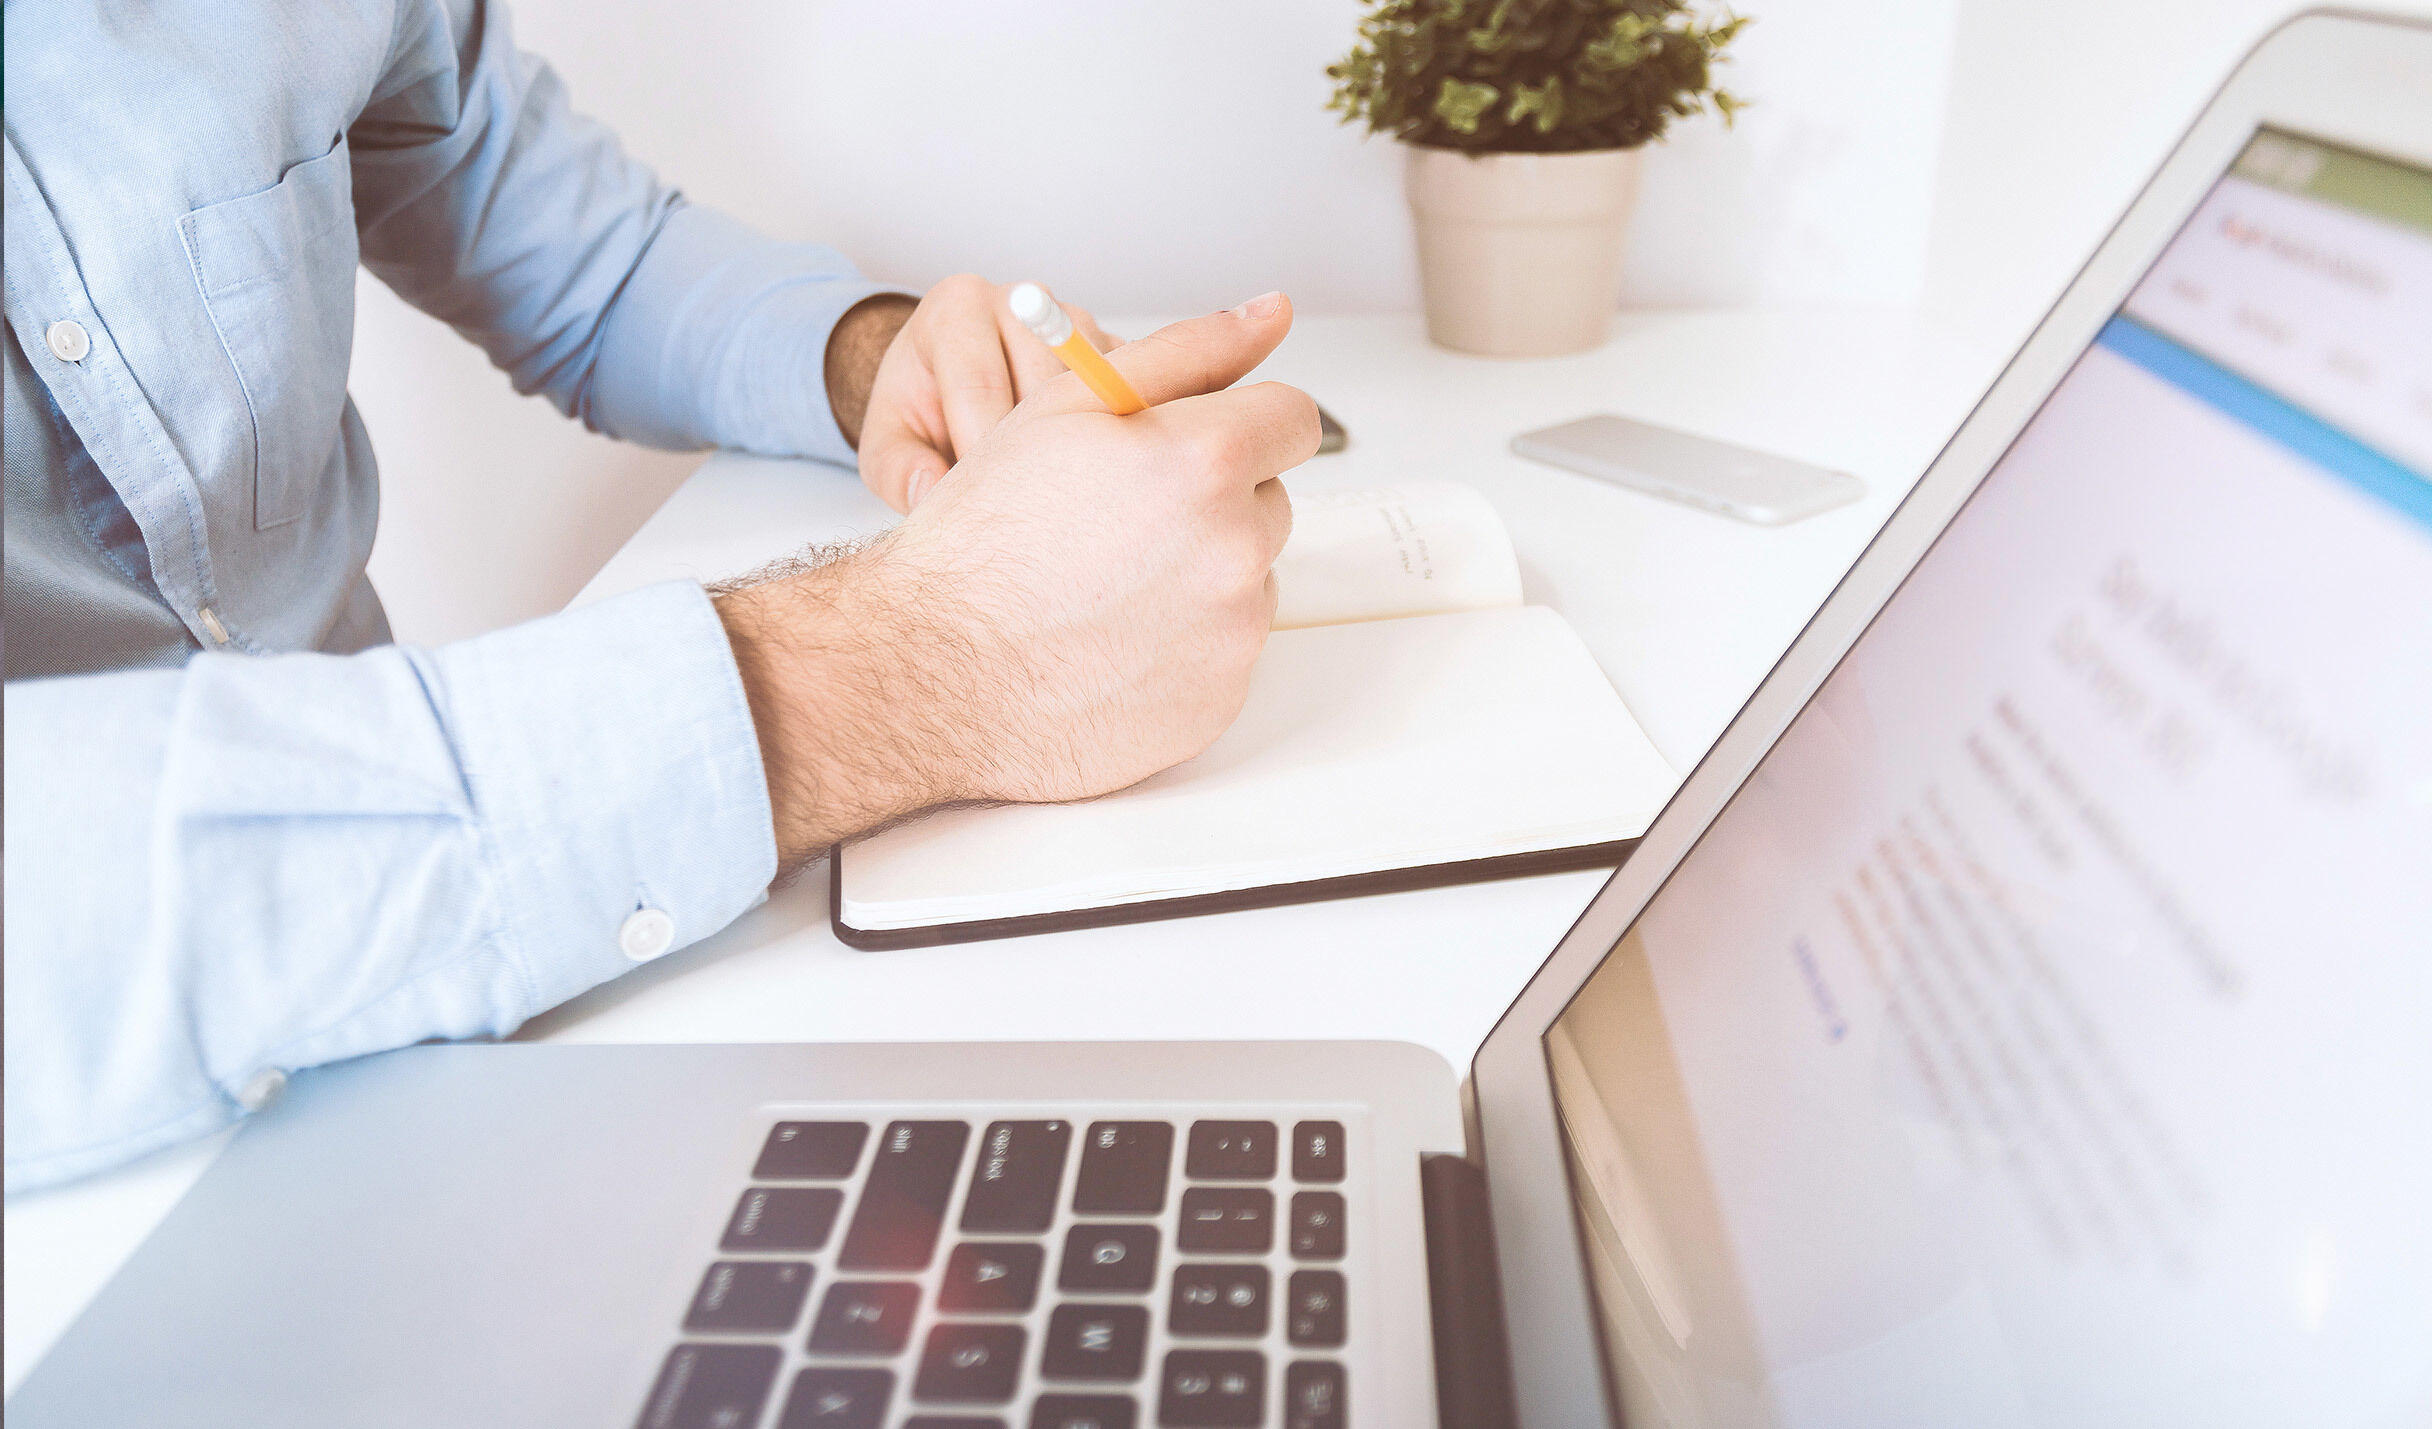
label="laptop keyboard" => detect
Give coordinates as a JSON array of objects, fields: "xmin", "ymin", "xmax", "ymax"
[{"xmin": 636, "ymin": 1114, "xmax": 1355, "ymax": 1429}]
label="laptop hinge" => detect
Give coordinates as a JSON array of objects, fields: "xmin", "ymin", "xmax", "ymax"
[{"xmin": 1421, "ymin": 1153, "xmax": 1521, "ymax": 1429}]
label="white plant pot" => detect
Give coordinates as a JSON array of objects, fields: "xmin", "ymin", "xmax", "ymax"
[{"xmin": 1404, "ymin": 144, "xmax": 1644, "ymax": 357}]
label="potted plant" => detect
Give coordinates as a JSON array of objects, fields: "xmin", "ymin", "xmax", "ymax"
[{"xmin": 1330, "ymin": 0, "xmax": 1747, "ymax": 356}]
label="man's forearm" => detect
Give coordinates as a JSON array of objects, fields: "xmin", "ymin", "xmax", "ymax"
[
  {"xmin": 710, "ymin": 298, "xmax": 1314, "ymax": 884},
  {"xmin": 824, "ymin": 294, "xmax": 920, "ymax": 451},
  {"xmin": 715, "ymin": 544, "xmax": 977, "ymax": 872}
]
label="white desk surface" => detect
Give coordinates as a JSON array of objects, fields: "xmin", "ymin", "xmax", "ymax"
[{"xmin": 3, "ymin": 308, "xmax": 2003, "ymax": 1394}]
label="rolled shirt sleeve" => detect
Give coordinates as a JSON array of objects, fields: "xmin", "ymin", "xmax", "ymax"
[
  {"xmin": 350, "ymin": 0, "xmax": 906, "ymax": 465},
  {"xmin": 2, "ymin": 581, "xmax": 777, "ymax": 1192},
  {"xmin": 581, "ymin": 204, "xmax": 900, "ymax": 466}
]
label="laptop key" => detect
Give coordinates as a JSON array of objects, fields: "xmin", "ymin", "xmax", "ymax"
[
  {"xmin": 838, "ymin": 1120, "xmax": 970, "ymax": 1271},
  {"xmin": 1184, "ymin": 1122, "xmax": 1275, "ymax": 1181},
  {"xmin": 1285, "ymin": 1271, "xmax": 1346, "ymax": 1347},
  {"xmin": 908, "ymin": 1420, "xmax": 1008, "ymax": 1429},
  {"xmin": 722, "ymin": 1186, "xmax": 845, "ymax": 1253},
  {"xmin": 960, "ymin": 1120, "xmax": 1072, "ymax": 1232},
  {"xmin": 1059, "ymin": 1223, "xmax": 1160, "ymax": 1293},
  {"xmin": 634, "ymin": 1342, "xmax": 780, "ymax": 1429},
  {"xmin": 1176, "ymin": 1188, "xmax": 1272, "ymax": 1254},
  {"xmin": 775, "ymin": 1367, "xmax": 892, "ymax": 1429},
  {"xmin": 914, "ymin": 1323, "xmax": 1026, "ymax": 1403},
  {"xmin": 1156, "ymin": 1351, "xmax": 1265, "ymax": 1428},
  {"xmin": 754, "ymin": 1121, "xmax": 869, "ymax": 1180},
  {"xmin": 1291, "ymin": 1122, "xmax": 1345, "ymax": 1183},
  {"xmin": 807, "ymin": 1281, "xmax": 921, "ymax": 1354},
  {"xmin": 938, "ymin": 1242, "xmax": 1045, "ymax": 1313},
  {"xmin": 682, "ymin": 1260, "xmax": 814, "ymax": 1334},
  {"xmin": 1284, "ymin": 1362, "xmax": 1346, "ymax": 1429},
  {"xmin": 1074, "ymin": 1122, "xmax": 1173, "ymax": 1214},
  {"xmin": 1041, "ymin": 1302, "xmax": 1150, "ymax": 1381},
  {"xmin": 1287, "ymin": 1192, "xmax": 1344, "ymax": 1260},
  {"xmin": 1167, "ymin": 1263, "xmax": 1269, "ymax": 1337},
  {"xmin": 1032, "ymin": 1393, "xmax": 1139, "ymax": 1429}
]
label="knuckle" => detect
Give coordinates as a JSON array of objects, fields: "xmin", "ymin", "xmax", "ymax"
[
  {"xmin": 1235, "ymin": 606, "xmax": 1273, "ymax": 663},
  {"xmin": 1225, "ymin": 523, "xmax": 1272, "ymax": 578},
  {"xmin": 1189, "ymin": 422, "xmax": 1248, "ymax": 476},
  {"xmin": 1247, "ymin": 549, "xmax": 1281, "ymax": 593},
  {"xmin": 1198, "ymin": 513, "xmax": 1275, "ymax": 592},
  {"xmin": 1259, "ymin": 383, "xmax": 1324, "ymax": 454},
  {"xmin": 942, "ymin": 367, "xmax": 1011, "ymax": 399}
]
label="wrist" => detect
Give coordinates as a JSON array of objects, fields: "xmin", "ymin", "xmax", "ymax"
[
  {"xmin": 823, "ymin": 294, "xmax": 919, "ymax": 451},
  {"xmin": 714, "ymin": 547, "xmax": 968, "ymax": 871}
]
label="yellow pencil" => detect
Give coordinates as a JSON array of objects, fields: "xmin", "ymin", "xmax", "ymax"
[{"xmin": 1007, "ymin": 282, "xmax": 1146, "ymax": 415}]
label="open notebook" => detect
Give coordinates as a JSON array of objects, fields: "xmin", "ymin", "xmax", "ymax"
[{"xmin": 832, "ymin": 481, "xmax": 1677, "ymax": 947}]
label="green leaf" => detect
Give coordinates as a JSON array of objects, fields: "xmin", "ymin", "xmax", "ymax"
[
  {"xmin": 1433, "ymin": 77, "xmax": 1501, "ymax": 134},
  {"xmin": 1583, "ymin": 13, "xmax": 1654, "ymax": 71},
  {"xmin": 1507, "ymin": 76, "xmax": 1567, "ymax": 134}
]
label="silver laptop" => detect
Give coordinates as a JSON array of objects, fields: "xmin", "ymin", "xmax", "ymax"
[{"xmin": 12, "ymin": 11, "xmax": 2429, "ymax": 1426}]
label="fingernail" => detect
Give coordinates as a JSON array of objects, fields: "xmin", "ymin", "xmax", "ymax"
[
  {"xmin": 906, "ymin": 469, "xmax": 938, "ymax": 507},
  {"xmin": 1231, "ymin": 291, "xmax": 1284, "ymax": 320}
]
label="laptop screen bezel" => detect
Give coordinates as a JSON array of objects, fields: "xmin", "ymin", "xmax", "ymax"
[{"xmin": 1462, "ymin": 11, "xmax": 2432, "ymax": 1425}]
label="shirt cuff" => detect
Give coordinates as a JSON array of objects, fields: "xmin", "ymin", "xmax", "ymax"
[
  {"xmin": 586, "ymin": 202, "xmax": 914, "ymax": 465},
  {"xmin": 435, "ymin": 578, "xmax": 778, "ymax": 1017}
]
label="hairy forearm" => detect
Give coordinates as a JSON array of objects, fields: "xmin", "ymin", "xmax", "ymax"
[
  {"xmin": 714, "ymin": 545, "xmax": 986, "ymax": 872},
  {"xmin": 719, "ymin": 296, "xmax": 1311, "ymax": 879},
  {"xmin": 823, "ymin": 294, "xmax": 920, "ymax": 450}
]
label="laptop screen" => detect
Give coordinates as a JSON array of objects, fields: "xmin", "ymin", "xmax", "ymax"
[{"xmin": 1545, "ymin": 130, "xmax": 2432, "ymax": 1425}]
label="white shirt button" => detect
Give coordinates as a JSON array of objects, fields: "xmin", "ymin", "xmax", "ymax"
[
  {"xmin": 619, "ymin": 907, "xmax": 678, "ymax": 962},
  {"xmin": 45, "ymin": 319, "xmax": 90, "ymax": 363},
  {"xmin": 236, "ymin": 1068, "xmax": 287, "ymax": 1112}
]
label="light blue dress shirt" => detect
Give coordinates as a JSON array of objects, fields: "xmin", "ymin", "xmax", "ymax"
[{"xmin": 3, "ymin": 0, "xmax": 898, "ymax": 1190}]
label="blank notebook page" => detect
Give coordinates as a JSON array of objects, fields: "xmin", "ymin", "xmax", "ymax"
[{"xmin": 840, "ymin": 606, "xmax": 1677, "ymax": 930}]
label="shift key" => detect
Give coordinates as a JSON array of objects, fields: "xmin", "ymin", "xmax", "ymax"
[{"xmin": 838, "ymin": 1121, "xmax": 969, "ymax": 1271}]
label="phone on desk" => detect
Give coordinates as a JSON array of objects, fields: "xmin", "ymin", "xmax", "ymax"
[
  {"xmin": 1513, "ymin": 413, "xmax": 1863, "ymax": 525},
  {"xmin": 1316, "ymin": 404, "xmax": 1349, "ymax": 453}
]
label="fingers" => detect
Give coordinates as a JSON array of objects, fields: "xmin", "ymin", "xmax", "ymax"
[
  {"xmin": 1150, "ymin": 379, "xmax": 1324, "ymax": 492},
  {"xmin": 1030, "ymin": 292, "xmax": 1295, "ymax": 416},
  {"xmin": 922, "ymin": 275, "xmax": 1021, "ymax": 462},
  {"xmin": 856, "ymin": 277, "xmax": 1142, "ymax": 513},
  {"xmin": 857, "ymin": 399, "xmax": 952, "ymax": 513},
  {"xmin": 1251, "ymin": 476, "xmax": 1293, "ymax": 563},
  {"xmin": 994, "ymin": 289, "xmax": 1069, "ymax": 394},
  {"xmin": 1069, "ymin": 305, "xmax": 1119, "ymax": 353}
]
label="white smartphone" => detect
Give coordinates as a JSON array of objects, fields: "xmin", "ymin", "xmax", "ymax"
[{"xmin": 1511, "ymin": 413, "xmax": 1864, "ymax": 525}]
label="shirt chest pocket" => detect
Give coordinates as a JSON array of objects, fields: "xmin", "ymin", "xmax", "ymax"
[{"xmin": 180, "ymin": 135, "xmax": 359, "ymax": 530}]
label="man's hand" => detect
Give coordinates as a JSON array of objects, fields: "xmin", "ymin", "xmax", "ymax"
[
  {"xmin": 722, "ymin": 292, "xmax": 1315, "ymax": 870},
  {"xmin": 837, "ymin": 275, "xmax": 1118, "ymax": 513}
]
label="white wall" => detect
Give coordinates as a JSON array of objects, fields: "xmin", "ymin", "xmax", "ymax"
[
  {"xmin": 361, "ymin": 0, "xmax": 2401, "ymax": 646},
  {"xmin": 1919, "ymin": 0, "xmax": 2417, "ymax": 346},
  {"xmin": 1625, "ymin": 0, "xmax": 1955, "ymax": 306},
  {"xmin": 352, "ymin": 275, "xmax": 704, "ymax": 647},
  {"xmin": 360, "ymin": 0, "xmax": 1955, "ymax": 643},
  {"xmin": 509, "ymin": 0, "xmax": 1953, "ymax": 314}
]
